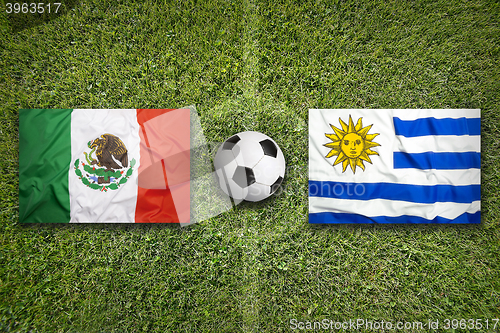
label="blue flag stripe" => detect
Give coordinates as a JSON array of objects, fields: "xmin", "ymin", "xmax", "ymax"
[
  {"xmin": 309, "ymin": 211, "xmax": 481, "ymax": 224},
  {"xmin": 308, "ymin": 181, "xmax": 480, "ymax": 204},
  {"xmin": 393, "ymin": 117, "xmax": 480, "ymax": 137},
  {"xmin": 394, "ymin": 152, "xmax": 480, "ymax": 170}
]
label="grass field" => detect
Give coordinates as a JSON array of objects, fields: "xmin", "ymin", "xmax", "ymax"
[{"xmin": 1, "ymin": 0, "xmax": 499, "ymax": 331}]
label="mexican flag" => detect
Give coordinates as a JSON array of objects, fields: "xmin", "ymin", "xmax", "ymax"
[{"xmin": 19, "ymin": 108, "xmax": 191, "ymax": 223}]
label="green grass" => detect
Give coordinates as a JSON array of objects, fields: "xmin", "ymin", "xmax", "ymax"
[{"xmin": 1, "ymin": 0, "xmax": 499, "ymax": 331}]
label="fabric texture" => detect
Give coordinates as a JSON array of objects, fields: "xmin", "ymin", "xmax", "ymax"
[
  {"xmin": 309, "ymin": 109, "xmax": 481, "ymax": 224},
  {"xmin": 19, "ymin": 109, "xmax": 191, "ymax": 223}
]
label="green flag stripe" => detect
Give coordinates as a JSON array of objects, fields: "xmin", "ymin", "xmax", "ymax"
[{"xmin": 19, "ymin": 109, "xmax": 72, "ymax": 223}]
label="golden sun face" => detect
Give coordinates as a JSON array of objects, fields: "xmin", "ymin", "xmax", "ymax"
[
  {"xmin": 341, "ymin": 132, "xmax": 364, "ymax": 159},
  {"xmin": 324, "ymin": 115, "xmax": 381, "ymax": 174}
]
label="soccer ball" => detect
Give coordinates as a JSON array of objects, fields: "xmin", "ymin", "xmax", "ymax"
[{"xmin": 214, "ymin": 131, "xmax": 285, "ymax": 202}]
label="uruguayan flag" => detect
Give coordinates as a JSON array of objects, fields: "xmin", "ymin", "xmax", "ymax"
[{"xmin": 309, "ymin": 109, "xmax": 480, "ymax": 224}]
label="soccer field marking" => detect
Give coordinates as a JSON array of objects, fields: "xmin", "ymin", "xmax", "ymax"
[{"xmin": 238, "ymin": 0, "xmax": 262, "ymax": 331}]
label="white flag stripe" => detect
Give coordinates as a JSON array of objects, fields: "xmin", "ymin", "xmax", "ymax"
[
  {"xmin": 309, "ymin": 164, "xmax": 480, "ymax": 186},
  {"xmin": 392, "ymin": 109, "xmax": 480, "ymax": 120},
  {"xmin": 395, "ymin": 135, "xmax": 480, "ymax": 154},
  {"xmin": 309, "ymin": 197, "xmax": 480, "ymax": 221},
  {"xmin": 69, "ymin": 109, "xmax": 140, "ymax": 222},
  {"xmin": 310, "ymin": 109, "xmax": 480, "ymax": 120}
]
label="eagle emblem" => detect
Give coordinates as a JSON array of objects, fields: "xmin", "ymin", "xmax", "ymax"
[
  {"xmin": 87, "ymin": 134, "xmax": 128, "ymax": 171},
  {"xmin": 74, "ymin": 133, "xmax": 136, "ymax": 192}
]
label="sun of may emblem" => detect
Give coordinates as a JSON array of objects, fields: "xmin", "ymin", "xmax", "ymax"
[
  {"xmin": 73, "ymin": 133, "xmax": 136, "ymax": 192},
  {"xmin": 324, "ymin": 115, "xmax": 381, "ymax": 174}
]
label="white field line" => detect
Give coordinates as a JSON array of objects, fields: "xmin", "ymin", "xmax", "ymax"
[{"xmin": 239, "ymin": 0, "xmax": 262, "ymax": 331}]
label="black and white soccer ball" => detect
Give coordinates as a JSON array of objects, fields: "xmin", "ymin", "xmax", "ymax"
[{"xmin": 214, "ymin": 131, "xmax": 285, "ymax": 202}]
